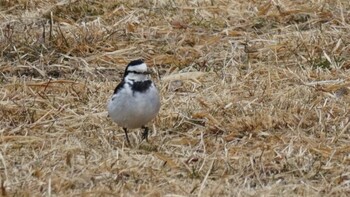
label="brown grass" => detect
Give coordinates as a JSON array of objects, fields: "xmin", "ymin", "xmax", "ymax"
[{"xmin": 1, "ymin": 0, "xmax": 350, "ymax": 196}]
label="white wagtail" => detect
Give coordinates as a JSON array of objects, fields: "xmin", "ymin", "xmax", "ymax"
[{"xmin": 107, "ymin": 59, "xmax": 161, "ymax": 146}]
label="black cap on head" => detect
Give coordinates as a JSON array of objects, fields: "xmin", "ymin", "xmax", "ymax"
[
  {"xmin": 123, "ymin": 59, "xmax": 147, "ymax": 78},
  {"xmin": 128, "ymin": 59, "xmax": 144, "ymax": 67}
]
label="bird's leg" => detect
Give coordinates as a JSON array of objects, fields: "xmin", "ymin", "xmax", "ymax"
[
  {"xmin": 141, "ymin": 126, "xmax": 149, "ymax": 142},
  {"xmin": 123, "ymin": 128, "xmax": 131, "ymax": 146}
]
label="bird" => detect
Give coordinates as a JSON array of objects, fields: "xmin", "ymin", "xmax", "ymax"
[{"xmin": 107, "ymin": 59, "xmax": 161, "ymax": 146}]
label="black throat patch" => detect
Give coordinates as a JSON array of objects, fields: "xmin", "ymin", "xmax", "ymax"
[{"xmin": 130, "ymin": 80, "xmax": 152, "ymax": 93}]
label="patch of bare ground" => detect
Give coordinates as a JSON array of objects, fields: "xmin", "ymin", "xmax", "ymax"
[{"xmin": 0, "ymin": 0, "xmax": 350, "ymax": 196}]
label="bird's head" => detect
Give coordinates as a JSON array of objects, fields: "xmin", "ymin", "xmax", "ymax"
[{"xmin": 123, "ymin": 59, "xmax": 151, "ymax": 81}]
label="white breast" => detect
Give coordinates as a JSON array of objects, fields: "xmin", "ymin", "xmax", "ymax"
[{"xmin": 107, "ymin": 83, "xmax": 160, "ymax": 129}]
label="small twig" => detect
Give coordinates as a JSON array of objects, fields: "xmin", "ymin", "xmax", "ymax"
[
  {"xmin": 304, "ymin": 79, "xmax": 344, "ymax": 86},
  {"xmin": 42, "ymin": 22, "xmax": 46, "ymax": 43},
  {"xmin": 0, "ymin": 152, "xmax": 8, "ymax": 182},
  {"xmin": 57, "ymin": 22, "xmax": 69, "ymax": 47},
  {"xmin": 43, "ymin": 78, "xmax": 52, "ymax": 93},
  {"xmin": 333, "ymin": 120, "xmax": 350, "ymax": 143},
  {"xmin": 49, "ymin": 11, "xmax": 53, "ymax": 41},
  {"xmin": 198, "ymin": 159, "xmax": 214, "ymax": 196}
]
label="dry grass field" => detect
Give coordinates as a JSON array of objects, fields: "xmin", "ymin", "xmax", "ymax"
[{"xmin": 1, "ymin": 0, "xmax": 350, "ymax": 196}]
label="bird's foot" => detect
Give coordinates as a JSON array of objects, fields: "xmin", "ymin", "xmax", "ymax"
[
  {"xmin": 123, "ymin": 128, "xmax": 132, "ymax": 147},
  {"xmin": 141, "ymin": 126, "xmax": 149, "ymax": 142}
]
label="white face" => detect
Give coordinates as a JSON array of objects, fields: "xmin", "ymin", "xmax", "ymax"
[
  {"xmin": 126, "ymin": 63, "xmax": 148, "ymax": 73},
  {"xmin": 124, "ymin": 63, "xmax": 149, "ymax": 81}
]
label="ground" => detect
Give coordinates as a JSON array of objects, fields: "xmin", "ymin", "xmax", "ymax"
[{"xmin": 0, "ymin": 0, "xmax": 350, "ymax": 196}]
